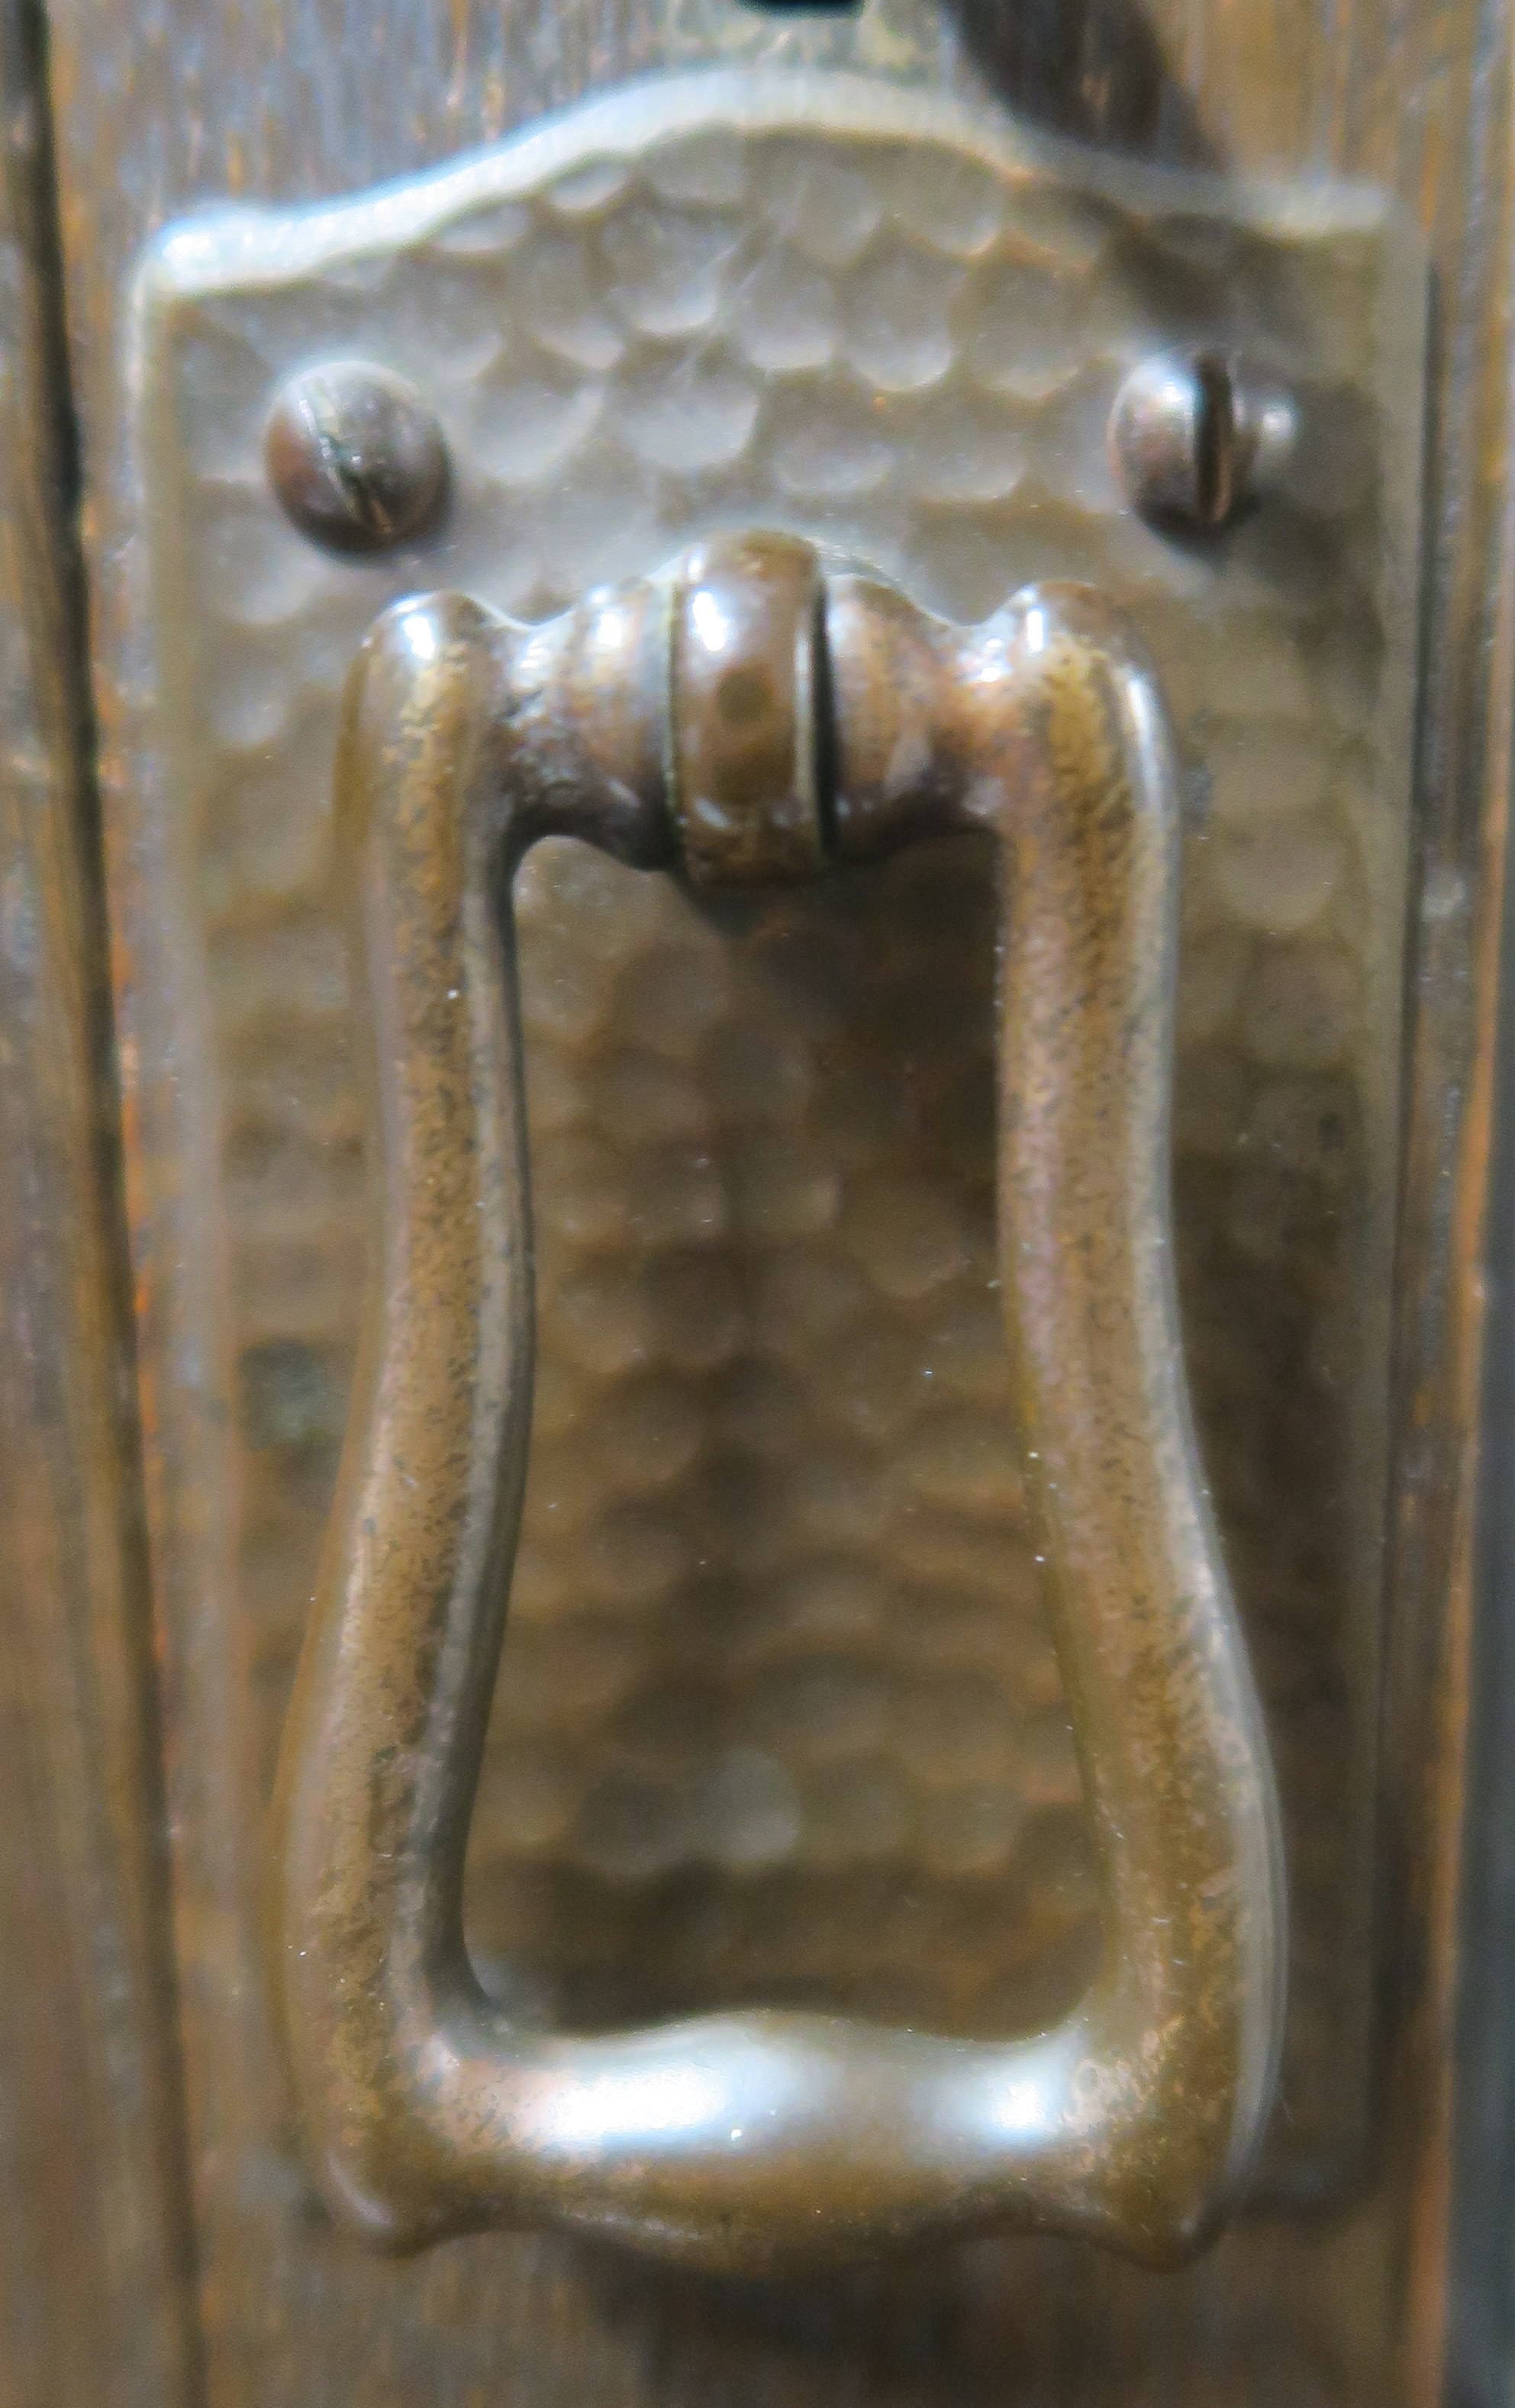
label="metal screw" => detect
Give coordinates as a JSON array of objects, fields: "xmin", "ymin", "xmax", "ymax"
[
  {"xmin": 1109, "ymin": 350, "xmax": 1296, "ymax": 532},
  {"xmin": 266, "ymin": 362, "xmax": 448, "ymax": 553}
]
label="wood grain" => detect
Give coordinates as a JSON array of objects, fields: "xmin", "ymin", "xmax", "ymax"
[
  {"xmin": 37, "ymin": 0, "xmax": 1513, "ymax": 2402},
  {"xmin": 0, "ymin": 6, "xmax": 201, "ymax": 2406}
]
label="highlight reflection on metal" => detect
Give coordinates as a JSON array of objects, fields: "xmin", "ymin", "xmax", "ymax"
[
  {"xmin": 265, "ymin": 361, "xmax": 449, "ymax": 553},
  {"xmin": 272, "ymin": 531, "xmax": 1287, "ymax": 2271},
  {"xmin": 1107, "ymin": 352, "xmax": 1297, "ymax": 530}
]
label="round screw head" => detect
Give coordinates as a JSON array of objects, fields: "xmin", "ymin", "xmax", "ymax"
[
  {"xmin": 1109, "ymin": 349, "xmax": 1296, "ymax": 532},
  {"xmin": 266, "ymin": 361, "xmax": 448, "ymax": 553}
]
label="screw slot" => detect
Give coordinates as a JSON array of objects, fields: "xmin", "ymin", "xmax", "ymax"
[
  {"xmin": 1192, "ymin": 352, "xmax": 1236, "ymax": 529},
  {"xmin": 1110, "ymin": 349, "xmax": 1296, "ymax": 533},
  {"xmin": 266, "ymin": 361, "xmax": 449, "ymax": 554}
]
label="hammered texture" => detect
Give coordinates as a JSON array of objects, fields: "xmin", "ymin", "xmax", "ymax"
[{"xmin": 144, "ymin": 78, "xmax": 1415, "ymax": 2181}]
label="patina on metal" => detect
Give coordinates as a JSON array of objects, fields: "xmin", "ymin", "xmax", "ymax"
[
  {"xmin": 671, "ymin": 533, "xmax": 828, "ymax": 888},
  {"xmin": 266, "ymin": 360, "xmax": 449, "ymax": 552},
  {"xmin": 131, "ymin": 88, "xmax": 1426, "ymax": 2298},
  {"xmin": 271, "ymin": 531, "xmax": 1286, "ymax": 2273},
  {"xmin": 1108, "ymin": 352, "xmax": 1297, "ymax": 530}
]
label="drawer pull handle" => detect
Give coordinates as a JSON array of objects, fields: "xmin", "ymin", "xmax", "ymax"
[{"xmin": 272, "ymin": 532, "xmax": 1286, "ymax": 2273}]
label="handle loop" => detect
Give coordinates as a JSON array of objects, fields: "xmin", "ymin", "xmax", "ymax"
[{"xmin": 271, "ymin": 536, "xmax": 1285, "ymax": 2271}]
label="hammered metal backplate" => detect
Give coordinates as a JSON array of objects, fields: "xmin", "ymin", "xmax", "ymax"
[{"xmin": 134, "ymin": 69, "xmax": 1424, "ymax": 2194}]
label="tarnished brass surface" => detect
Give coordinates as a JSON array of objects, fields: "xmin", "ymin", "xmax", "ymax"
[
  {"xmin": 672, "ymin": 532, "xmax": 828, "ymax": 886},
  {"xmin": 266, "ymin": 361, "xmax": 450, "ymax": 555},
  {"xmin": 1106, "ymin": 353, "xmax": 1297, "ymax": 531},
  {"xmin": 40, "ymin": 0, "xmax": 1500, "ymax": 2375},
  {"xmin": 273, "ymin": 533, "xmax": 1285, "ymax": 2270},
  {"xmin": 129, "ymin": 86, "xmax": 1426, "ymax": 2369}
]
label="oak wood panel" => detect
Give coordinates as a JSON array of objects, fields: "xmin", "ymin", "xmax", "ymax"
[
  {"xmin": 1450, "ymin": 589, "xmax": 1515, "ymax": 2404},
  {"xmin": 0, "ymin": 6, "xmax": 201, "ymax": 2406},
  {"xmin": 40, "ymin": 0, "xmax": 1511, "ymax": 2403}
]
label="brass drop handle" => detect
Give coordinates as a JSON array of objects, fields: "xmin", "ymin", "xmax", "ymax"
[{"xmin": 271, "ymin": 533, "xmax": 1286, "ymax": 2273}]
